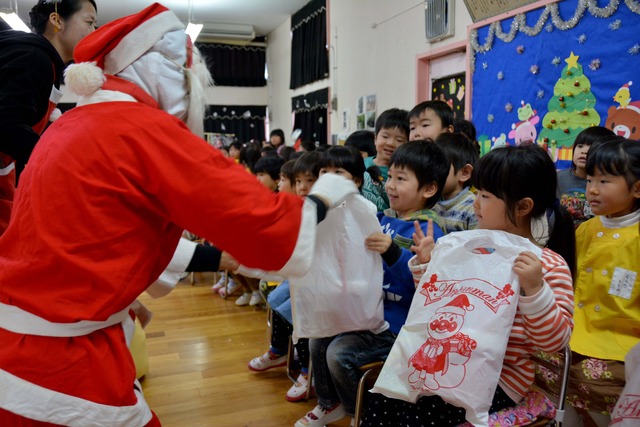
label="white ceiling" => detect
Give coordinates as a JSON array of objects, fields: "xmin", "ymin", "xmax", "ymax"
[{"xmin": 4, "ymin": 0, "xmax": 310, "ymax": 37}]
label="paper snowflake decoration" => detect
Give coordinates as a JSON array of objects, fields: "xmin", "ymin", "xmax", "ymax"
[
  {"xmin": 497, "ymin": 71, "xmax": 504, "ymax": 80},
  {"xmin": 530, "ymin": 65, "xmax": 539, "ymax": 75},
  {"xmin": 589, "ymin": 59, "xmax": 601, "ymax": 71},
  {"xmin": 516, "ymin": 45, "xmax": 525, "ymax": 54},
  {"xmin": 609, "ymin": 20, "xmax": 621, "ymax": 31},
  {"xmin": 545, "ymin": 24, "xmax": 554, "ymax": 33},
  {"xmin": 578, "ymin": 34, "xmax": 587, "ymax": 44},
  {"xmin": 487, "ymin": 114, "xmax": 494, "ymax": 123},
  {"xmin": 552, "ymin": 57, "xmax": 561, "ymax": 66},
  {"xmin": 505, "ymin": 103, "xmax": 513, "ymax": 112},
  {"xmin": 629, "ymin": 44, "xmax": 640, "ymax": 55},
  {"xmin": 537, "ymin": 90, "xmax": 545, "ymax": 99},
  {"xmin": 482, "ymin": 62, "xmax": 488, "ymax": 70}
]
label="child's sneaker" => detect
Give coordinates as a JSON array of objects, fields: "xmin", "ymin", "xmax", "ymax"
[
  {"xmin": 235, "ymin": 292, "xmax": 251, "ymax": 306},
  {"xmin": 249, "ymin": 290, "xmax": 262, "ymax": 306},
  {"xmin": 294, "ymin": 403, "xmax": 346, "ymax": 427},
  {"xmin": 211, "ymin": 273, "xmax": 226, "ymax": 292},
  {"xmin": 286, "ymin": 372, "xmax": 313, "ymax": 402},
  {"xmin": 218, "ymin": 278, "xmax": 239, "ymax": 298},
  {"xmin": 248, "ymin": 350, "xmax": 287, "ymax": 372}
]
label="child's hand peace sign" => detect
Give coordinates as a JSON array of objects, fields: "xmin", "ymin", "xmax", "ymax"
[{"xmin": 411, "ymin": 219, "xmax": 435, "ymax": 264}]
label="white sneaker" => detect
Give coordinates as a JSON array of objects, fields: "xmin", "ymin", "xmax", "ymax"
[
  {"xmin": 235, "ymin": 292, "xmax": 251, "ymax": 306},
  {"xmin": 294, "ymin": 403, "xmax": 347, "ymax": 427},
  {"xmin": 286, "ymin": 372, "xmax": 313, "ymax": 402},
  {"xmin": 248, "ymin": 350, "xmax": 287, "ymax": 372},
  {"xmin": 218, "ymin": 278, "xmax": 239, "ymax": 298},
  {"xmin": 211, "ymin": 273, "xmax": 226, "ymax": 292},
  {"xmin": 249, "ymin": 290, "xmax": 262, "ymax": 306}
]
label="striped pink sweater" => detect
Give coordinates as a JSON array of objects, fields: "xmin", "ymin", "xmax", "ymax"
[{"xmin": 410, "ymin": 247, "xmax": 574, "ymax": 403}]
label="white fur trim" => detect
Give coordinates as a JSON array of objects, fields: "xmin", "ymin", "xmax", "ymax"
[
  {"xmin": 275, "ymin": 198, "xmax": 317, "ymax": 277},
  {"xmin": 0, "ymin": 369, "xmax": 152, "ymax": 427},
  {"xmin": 64, "ymin": 62, "xmax": 106, "ymax": 96},
  {"xmin": 48, "ymin": 108, "xmax": 62, "ymax": 122},
  {"xmin": 105, "ymin": 11, "xmax": 184, "ymax": 76},
  {"xmin": 75, "ymin": 90, "xmax": 137, "ymax": 107},
  {"xmin": 146, "ymin": 238, "xmax": 197, "ymax": 298}
]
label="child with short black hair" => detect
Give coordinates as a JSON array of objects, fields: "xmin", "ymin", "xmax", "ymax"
[
  {"xmin": 278, "ymin": 159, "xmax": 297, "ymax": 194},
  {"xmin": 252, "ymin": 156, "xmax": 285, "ymax": 192},
  {"xmin": 362, "ymin": 108, "xmax": 409, "ymax": 211},
  {"xmin": 293, "ymin": 151, "xmax": 323, "ymax": 197},
  {"xmin": 557, "ymin": 125, "xmax": 615, "ymax": 227},
  {"xmin": 434, "ymin": 133, "xmax": 479, "ymax": 233},
  {"xmin": 345, "ymin": 130, "xmax": 376, "ymax": 159},
  {"xmin": 296, "ymin": 140, "xmax": 449, "ymax": 427},
  {"xmin": 409, "ymin": 100, "xmax": 454, "ymax": 141},
  {"xmin": 318, "ymin": 145, "xmax": 366, "ymax": 190}
]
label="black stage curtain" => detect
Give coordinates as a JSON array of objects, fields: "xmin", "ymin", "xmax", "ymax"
[
  {"xmin": 292, "ymin": 88, "xmax": 328, "ymax": 146},
  {"xmin": 197, "ymin": 43, "xmax": 266, "ymax": 87},
  {"xmin": 204, "ymin": 105, "xmax": 266, "ymax": 143},
  {"xmin": 290, "ymin": 0, "xmax": 328, "ymax": 89}
]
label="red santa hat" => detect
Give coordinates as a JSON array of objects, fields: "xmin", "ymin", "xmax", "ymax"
[
  {"xmin": 436, "ymin": 295, "xmax": 474, "ymax": 316},
  {"xmin": 65, "ymin": 3, "xmax": 184, "ymax": 96},
  {"xmin": 620, "ymin": 81, "xmax": 633, "ymax": 92}
]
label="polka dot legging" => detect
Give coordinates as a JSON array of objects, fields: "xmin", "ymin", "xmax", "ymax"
[
  {"xmin": 360, "ymin": 386, "xmax": 515, "ymax": 427},
  {"xmin": 270, "ymin": 310, "xmax": 309, "ymax": 369}
]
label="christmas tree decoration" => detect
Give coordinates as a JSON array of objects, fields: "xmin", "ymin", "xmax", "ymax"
[{"xmin": 539, "ymin": 52, "xmax": 600, "ymax": 155}]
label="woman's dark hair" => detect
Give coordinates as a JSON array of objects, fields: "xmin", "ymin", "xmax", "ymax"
[
  {"xmin": 253, "ymin": 156, "xmax": 285, "ymax": 181},
  {"xmin": 269, "ymin": 129, "xmax": 285, "ymax": 148},
  {"xmin": 570, "ymin": 126, "xmax": 615, "ymax": 171},
  {"xmin": 318, "ymin": 145, "xmax": 365, "ymax": 189},
  {"xmin": 473, "ymin": 144, "xmax": 576, "ymax": 276},
  {"xmin": 389, "ymin": 139, "xmax": 448, "ymax": 209},
  {"xmin": 29, "ymin": 0, "xmax": 97, "ymax": 34},
  {"xmin": 345, "ymin": 130, "xmax": 376, "ymax": 157}
]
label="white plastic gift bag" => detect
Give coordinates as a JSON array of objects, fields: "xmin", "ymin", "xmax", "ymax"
[
  {"xmin": 371, "ymin": 229, "xmax": 542, "ymax": 426},
  {"xmin": 290, "ymin": 193, "xmax": 385, "ymax": 341},
  {"xmin": 610, "ymin": 342, "xmax": 640, "ymax": 427}
]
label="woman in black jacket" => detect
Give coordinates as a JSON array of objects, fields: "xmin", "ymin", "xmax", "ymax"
[{"xmin": 0, "ymin": 0, "xmax": 97, "ymax": 234}]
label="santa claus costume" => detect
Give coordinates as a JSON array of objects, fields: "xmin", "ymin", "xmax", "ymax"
[{"xmin": 0, "ymin": 3, "xmax": 355, "ymax": 426}]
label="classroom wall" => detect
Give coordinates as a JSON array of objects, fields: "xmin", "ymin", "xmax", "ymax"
[
  {"xmin": 266, "ymin": 0, "xmax": 473, "ymax": 144},
  {"xmin": 60, "ymin": 0, "xmax": 473, "ymax": 145}
]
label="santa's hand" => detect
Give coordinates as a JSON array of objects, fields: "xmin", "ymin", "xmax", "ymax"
[{"xmin": 308, "ymin": 173, "xmax": 358, "ymax": 209}]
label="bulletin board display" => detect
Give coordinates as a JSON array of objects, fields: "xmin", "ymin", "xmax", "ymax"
[
  {"xmin": 432, "ymin": 73, "xmax": 466, "ymax": 120},
  {"xmin": 470, "ymin": 0, "xmax": 640, "ymax": 168},
  {"xmin": 463, "ymin": 0, "xmax": 539, "ymax": 22}
]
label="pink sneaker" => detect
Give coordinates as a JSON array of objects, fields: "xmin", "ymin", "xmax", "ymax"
[{"xmin": 218, "ymin": 278, "xmax": 239, "ymax": 298}]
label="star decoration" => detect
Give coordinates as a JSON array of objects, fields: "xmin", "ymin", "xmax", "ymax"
[{"xmin": 565, "ymin": 52, "xmax": 580, "ymax": 69}]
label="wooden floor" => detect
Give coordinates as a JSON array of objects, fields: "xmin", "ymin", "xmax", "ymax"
[{"xmin": 138, "ymin": 273, "xmax": 351, "ymax": 427}]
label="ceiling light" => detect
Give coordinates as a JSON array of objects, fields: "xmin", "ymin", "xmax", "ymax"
[{"xmin": 0, "ymin": 11, "xmax": 30, "ymax": 32}]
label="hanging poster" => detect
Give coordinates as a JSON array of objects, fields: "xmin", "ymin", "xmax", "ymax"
[
  {"xmin": 432, "ymin": 73, "xmax": 466, "ymax": 121},
  {"xmin": 470, "ymin": 0, "xmax": 640, "ymax": 168}
]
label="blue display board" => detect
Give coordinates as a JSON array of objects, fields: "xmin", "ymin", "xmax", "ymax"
[{"xmin": 470, "ymin": 0, "xmax": 640, "ymax": 168}]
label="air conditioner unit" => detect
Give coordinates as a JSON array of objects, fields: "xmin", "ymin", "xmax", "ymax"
[
  {"xmin": 198, "ymin": 22, "xmax": 256, "ymax": 42},
  {"xmin": 425, "ymin": 0, "xmax": 454, "ymax": 42}
]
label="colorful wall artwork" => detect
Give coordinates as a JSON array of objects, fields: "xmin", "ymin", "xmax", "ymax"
[{"xmin": 470, "ymin": 0, "xmax": 640, "ymax": 168}]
